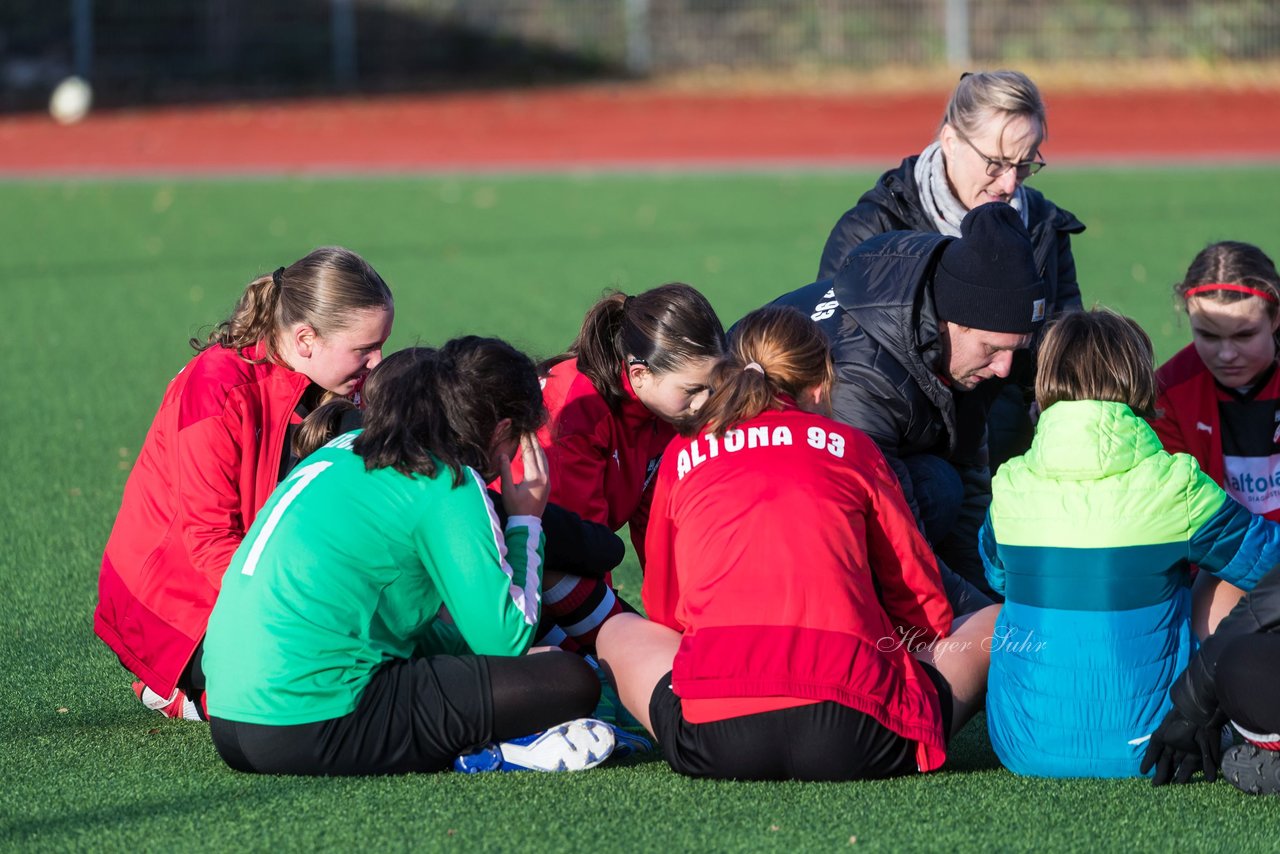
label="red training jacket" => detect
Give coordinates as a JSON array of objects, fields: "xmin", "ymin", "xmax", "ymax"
[
  {"xmin": 643, "ymin": 404, "xmax": 954, "ymax": 772},
  {"xmin": 524, "ymin": 358, "xmax": 673, "ymax": 566},
  {"xmin": 1153, "ymin": 343, "xmax": 1227, "ymax": 486},
  {"xmin": 95, "ymin": 343, "xmax": 310, "ymax": 695},
  {"xmin": 1154, "ymin": 343, "xmax": 1280, "ymax": 522}
]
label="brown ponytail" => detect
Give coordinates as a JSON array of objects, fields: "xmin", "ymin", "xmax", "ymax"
[
  {"xmin": 685, "ymin": 305, "xmax": 833, "ymax": 438},
  {"xmin": 190, "ymin": 273, "xmax": 279, "ymax": 357},
  {"xmin": 192, "ymin": 246, "xmax": 392, "ymax": 364},
  {"xmin": 544, "ymin": 283, "xmax": 725, "ymax": 413}
]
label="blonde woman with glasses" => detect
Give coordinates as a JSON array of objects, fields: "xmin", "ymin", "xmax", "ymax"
[{"xmin": 817, "ymin": 70, "xmax": 1085, "ymax": 468}]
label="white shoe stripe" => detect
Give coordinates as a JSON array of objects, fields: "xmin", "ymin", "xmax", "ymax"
[{"xmin": 1232, "ymin": 721, "xmax": 1280, "ymax": 744}]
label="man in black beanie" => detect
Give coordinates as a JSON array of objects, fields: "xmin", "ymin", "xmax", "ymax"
[{"xmin": 768, "ymin": 202, "xmax": 1047, "ymax": 613}]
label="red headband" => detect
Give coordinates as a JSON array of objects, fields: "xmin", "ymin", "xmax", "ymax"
[{"xmin": 1185, "ymin": 282, "xmax": 1279, "ymax": 304}]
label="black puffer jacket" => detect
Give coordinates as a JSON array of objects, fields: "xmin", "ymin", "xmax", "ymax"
[
  {"xmin": 778, "ymin": 230, "xmax": 995, "ymax": 466},
  {"xmin": 772, "ymin": 230, "xmax": 998, "ymax": 609},
  {"xmin": 818, "ymin": 155, "xmax": 1085, "ymax": 467},
  {"xmin": 817, "ymin": 155, "xmax": 1086, "ymax": 309}
]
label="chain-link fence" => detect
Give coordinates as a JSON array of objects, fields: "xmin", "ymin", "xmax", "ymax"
[
  {"xmin": 643, "ymin": 0, "xmax": 1280, "ymax": 70},
  {"xmin": 4, "ymin": 1, "xmax": 1280, "ymax": 109}
]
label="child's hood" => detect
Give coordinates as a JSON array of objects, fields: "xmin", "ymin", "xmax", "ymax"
[{"xmin": 1019, "ymin": 399, "xmax": 1164, "ymax": 481}]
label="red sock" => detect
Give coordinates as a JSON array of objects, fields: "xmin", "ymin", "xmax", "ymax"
[{"xmin": 541, "ymin": 575, "xmax": 626, "ymax": 654}]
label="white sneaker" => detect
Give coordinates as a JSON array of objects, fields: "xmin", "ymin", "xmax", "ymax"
[
  {"xmin": 453, "ymin": 718, "xmax": 615, "ymax": 773},
  {"xmin": 132, "ymin": 681, "xmax": 205, "ymax": 721}
]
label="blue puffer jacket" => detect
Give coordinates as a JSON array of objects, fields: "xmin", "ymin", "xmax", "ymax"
[{"xmin": 981, "ymin": 400, "xmax": 1280, "ymax": 777}]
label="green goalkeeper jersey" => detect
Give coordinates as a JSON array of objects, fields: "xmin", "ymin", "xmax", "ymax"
[{"xmin": 203, "ymin": 431, "xmax": 544, "ymax": 726}]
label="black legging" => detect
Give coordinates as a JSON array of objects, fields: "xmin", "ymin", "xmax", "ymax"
[
  {"xmin": 488, "ymin": 650, "xmax": 601, "ymax": 738},
  {"xmin": 1216, "ymin": 632, "xmax": 1280, "ymax": 738},
  {"xmin": 210, "ymin": 651, "xmax": 600, "ymax": 776}
]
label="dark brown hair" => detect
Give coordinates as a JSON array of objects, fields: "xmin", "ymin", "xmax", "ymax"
[
  {"xmin": 192, "ymin": 246, "xmax": 393, "ymax": 364},
  {"xmin": 1174, "ymin": 241, "xmax": 1280, "ymax": 320},
  {"xmin": 683, "ymin": 305, "xmax": 834, "ymax": 438},
  {"xmin": 545, "ymin": 283, "xmax": 726, "ymax": 413},
  {"xmin": 1035, "ymin": 308, "xmax": 1157, "ymax": 418},
  {"xmin": 353, "ymin": 338, "xmax": 546, "ymax": 484}
]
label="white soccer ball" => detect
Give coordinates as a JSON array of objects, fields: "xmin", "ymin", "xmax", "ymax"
[{"xmin": 49, "ymin": 76, "xmax": 93, "ymax": 125}]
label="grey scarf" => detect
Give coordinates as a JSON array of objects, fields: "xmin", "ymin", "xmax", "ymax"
[{"xmin": 914, "ymin": 141, "xmax": 1027, "ymax": 237}]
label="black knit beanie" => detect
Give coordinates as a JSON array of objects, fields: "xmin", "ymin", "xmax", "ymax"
[{"xmin": 933, "ymin": 202, "xmax": 1046, "ymax": 334}]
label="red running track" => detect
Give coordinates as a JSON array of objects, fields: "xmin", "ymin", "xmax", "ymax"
[{"xmin": 2, "ymin": 85, "xmax": 1280, "ymax": 175}]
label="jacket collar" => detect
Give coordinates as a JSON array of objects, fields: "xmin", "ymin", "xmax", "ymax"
[
  {"xmin": 1023, "ymin": 400, "xmax": 1162, "ymax": 480},
  {"xmin": 244, "ymin": 340, "xmax": 312, "ymax": 396},
  {"xmin": 240, "ymin": 340, "xmax": 270, "ymax": 363},
  {"xmin": 886, "ymin": 154, "xmax": 1084, "ymax": 238}
]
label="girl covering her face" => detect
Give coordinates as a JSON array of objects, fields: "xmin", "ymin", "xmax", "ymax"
[{"xmin": 202, "ymin": 340, "xmax": 620, "ymax": 776}]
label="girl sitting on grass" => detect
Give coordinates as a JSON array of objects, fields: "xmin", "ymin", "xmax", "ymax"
[
  {"xmin": 96, "ymin": 247, "xmax": 393, "ymax": 721},
  {"xmin": 596, "ymin": 305, "xmax": 998, "ymax": 781},
  {"xmin": 982, "ymin": 308, "xmax": 1280, "ymax": 778},
  {"xmin": 202, "ymin": 340, "xmax": 616, "ymax": 776}
]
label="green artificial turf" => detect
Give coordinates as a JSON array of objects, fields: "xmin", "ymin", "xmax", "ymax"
[{"xmin": 3, "ymin": 169, "xmax": 1279, "ymax": 851}]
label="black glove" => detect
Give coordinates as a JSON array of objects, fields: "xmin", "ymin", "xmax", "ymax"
[{"xmin": 1139, "ymin": 704, "xmax": 1225, "ymax": 786}]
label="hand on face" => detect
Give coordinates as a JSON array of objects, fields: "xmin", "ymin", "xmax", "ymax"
[{"xmin": 499, "ymin": 433, "xmax": 550, "ymax": 519}]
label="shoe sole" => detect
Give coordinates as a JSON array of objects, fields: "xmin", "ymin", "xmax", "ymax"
[
  {"xmin": 453, "ymin": 744, "xmax": 504, "ymax": 773},
  {"xmin": 1222, "ymin": 745, "xmax": 1280, "ymax": 795},
  {"xmin": 499, "ymin": 718, "xmax": 616, "ymax": 772}
]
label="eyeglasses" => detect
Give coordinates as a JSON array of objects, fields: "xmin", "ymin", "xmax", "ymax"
[{"xmin": 954, "ymin": 128, "xmax": 1046, "ymax": 180}]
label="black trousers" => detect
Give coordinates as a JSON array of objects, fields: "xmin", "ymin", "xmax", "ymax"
[
  {"xmin": 210, "ymin": 652, "xmax": 599, "ymax": 776},
  {"xmin": 1216, "ymin": 632, "xmax": 1280, "ymax": 739}
]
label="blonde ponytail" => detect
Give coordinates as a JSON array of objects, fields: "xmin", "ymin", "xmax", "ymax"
[
  {"xmin": 684, "ymin": 305, "xmax": 832, "ymax": 438},
  {"xmin": 191, "ymin": 273, "xmax": 281, "ymax": 360},
  {"xmin": 191, "ymin": 247, "xmax": 392, "ymax": 365}
]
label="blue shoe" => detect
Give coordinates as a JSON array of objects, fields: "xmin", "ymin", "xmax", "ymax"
[
  {"xmin": 453, "ymin": 718, "xmax": 616, "ymax": 773},
  {"xmin": 608, "ymin": 723, "xmax": 653, "ymax": 760}
]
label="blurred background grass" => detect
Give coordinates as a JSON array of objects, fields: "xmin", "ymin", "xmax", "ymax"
[{"xmin": 4, "ymin": 168, "xmax": 1279, "ymax": 849}]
